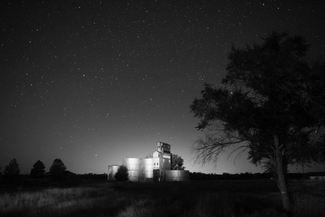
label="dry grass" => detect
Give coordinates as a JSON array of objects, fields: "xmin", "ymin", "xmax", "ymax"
[{"xmin": 0, "ymin": 180, "xmax": 324, "ymax": 217}]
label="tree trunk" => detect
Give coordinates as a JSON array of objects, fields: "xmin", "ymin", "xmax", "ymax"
[{"xmin": 273, "ymin": 134, "xmax": 292, "ymax": 213}]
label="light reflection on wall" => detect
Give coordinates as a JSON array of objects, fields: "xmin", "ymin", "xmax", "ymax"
[{"xmin": 107, "ymin": 142, "xmax": 190, "ymax": 182}]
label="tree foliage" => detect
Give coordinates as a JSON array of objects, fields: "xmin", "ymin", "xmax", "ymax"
[
  {"xmin": 190, "ymin": 31, "xmax": 325, "ymax": 212},
  {"xmin": 30, "ymin": 160, "xmax": 46, "ymax": 180},
  {"xmin": 49, "ymin": 158, "xmax": 67, "ymax": 181},
  {"xmin": 171, "ymin": 154, "xmax": 185, "ymax": 170},
  {"xmin": 115, "ymin": 165, "xmax": 128, "ymax": 181},
  {"xmin": 4, "ymin": 158, "xmax": 20, "ymax": 181}
]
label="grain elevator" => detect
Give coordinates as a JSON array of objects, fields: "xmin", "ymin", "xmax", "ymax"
[{"xmin": 107, "ymin": 142, "xmax": 189, "ymax": 182}]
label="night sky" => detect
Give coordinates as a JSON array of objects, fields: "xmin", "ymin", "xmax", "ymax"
[{"xmin": 1, "ymin": 0, "xmax": 324, "ymax": 175}]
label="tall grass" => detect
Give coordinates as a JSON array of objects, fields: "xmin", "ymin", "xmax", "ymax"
[
  {"xmin": 0, "ymin": 182, "xmax": 324, "ymax": 217},
  {"xmin": 293, "ymin": 193, "xmax": 325, "ymax": 217},
  {"xmin": 187, "ymin": 192, "xmax": 235, "ymax": 217},
  {"xmin": 0, "ymin": 186, "xmax": 129, "ymax": 217}
]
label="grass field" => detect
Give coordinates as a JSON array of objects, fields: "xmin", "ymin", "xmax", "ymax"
[{"xmin": 0, "ymin": 180, "xmax": 324, "ymax": 217}]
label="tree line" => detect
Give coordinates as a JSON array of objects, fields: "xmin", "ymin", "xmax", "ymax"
[{"xmin": 0, "ymin": 158, "xmax": 67, "ymax": 182}]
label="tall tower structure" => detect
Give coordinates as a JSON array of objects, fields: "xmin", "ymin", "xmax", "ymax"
[{"xmin": 153, "ymin": 141, "xmax": 171, "ymax": 181}]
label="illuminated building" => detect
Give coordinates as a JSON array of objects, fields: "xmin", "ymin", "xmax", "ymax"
[{"xmin": 107, "ymin": 141, "xmax": 189, "ymax": 182}]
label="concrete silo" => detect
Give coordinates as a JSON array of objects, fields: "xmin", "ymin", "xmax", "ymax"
[
  {"xmin": 139, "ymin": 158, "xmax": 154, "ymax": 181},
  {"xmin": 107, "ymin": 165, "xmax": 120, "ymax": 180},
  {"xmin": 122, "ymin": 158, "xmax": 140, "ymax": 182}
]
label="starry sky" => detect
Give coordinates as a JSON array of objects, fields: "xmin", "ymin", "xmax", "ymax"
[{"xmin": 1, "ymin": 0, "xmax": 324, "ymax": 175}]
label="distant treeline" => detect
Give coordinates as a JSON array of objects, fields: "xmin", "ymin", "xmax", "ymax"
[
  {"xmin": 189, "ymin": 172, "xmax": 315, "ymax": 181},
  {"xmin": 2, "ymin": 172, "xmax": 320, "ymax": 185},
  {"xmin": 0, "ymin": 173, "xmax": 107, "ymax": 181}
]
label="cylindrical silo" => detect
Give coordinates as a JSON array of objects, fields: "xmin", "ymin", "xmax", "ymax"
[
  {"xmin": 165, "ymin": 170, "xmax": 190, "ymax": 182},
  {"xmin": 141, "ymin": 158, "xmax": 153, "ymax": 181},
  {"xmin": 123, "ymin": 158, "xmax": 140, "ymax": 182},
  {"xmin": 107, "ymin": 165, "xmax": 120, "ymax": 180}
]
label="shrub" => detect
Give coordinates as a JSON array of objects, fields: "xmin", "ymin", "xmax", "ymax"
[{"xmin": 115, "ymin": 166, "xmax": 128, "ymax": 181}]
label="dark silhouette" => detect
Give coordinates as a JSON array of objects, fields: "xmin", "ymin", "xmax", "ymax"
[
  {"xmin": 30, "ymin": 160, "xmax": 46, "ymax": 181},
  {"xmin": 115, "ymin": 165, "xmax": 128, "ymax": 181},
  {"xmin": 171, "ymin": 154, "xmax": 185, "ymax": 170},
  {"xmin": 49, "ymin": 158, "xmax": 67, "ymax": 182},
  {"xmin": 190, "ymin": 31, "xmax": 325, "ymax": 213},
  {"xmin": 3, "ymin": 158, "xmax": 20, "ymax": 182}
]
